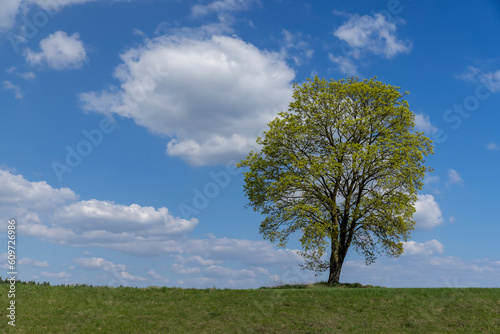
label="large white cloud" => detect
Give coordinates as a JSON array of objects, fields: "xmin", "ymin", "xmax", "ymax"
[
  {"xmin": 0, "ymin": 169, "xmax": 307, "ymax": 288},
  {"xmin": 79, "ymin": 33, "xmax": 295, "ymax": 166},
  {"xmin": 25, "ymin": 31, "xmax": 87, "ymax": 70},
  {"xmin": 0, "ymin": 170, "xmax": 198, "ymax": 252},
  {"xmin": 414, "ymin": 194, "xmax": 443, "ymax": 230},
  {"xmin": 0, "ymin": 169, "xmax": 76, "ymax": 215},
  {"xmin": 333, "ymin": 13, "xmax": 412, "ymax": 59},
  {"xmin": 402, "ymin": 239, "xmax": 444, "ymax": 256}
]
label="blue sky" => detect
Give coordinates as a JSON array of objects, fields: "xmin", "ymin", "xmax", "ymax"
[{"xmin": 1, "ymin": 0, "xmax": 499, "ymax": 289}]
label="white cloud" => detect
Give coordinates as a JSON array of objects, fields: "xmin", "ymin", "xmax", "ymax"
[
  {"xmin": 0, "ymin": 169, "xmax": 77, "ymax": 213},
  {"xmin": 147, "ymin": 269, "xmax": 168, "ymax": 282},
  {"xmin": 423, "ymin": 175, "xmax": 440, "ymax": 194},
  {"xmin": 414, "ymin": 113, "xmax": 438, "ymax": 134},
  {"xmin": 341, "ymin": 254, "xmax": 500, "ymax": 288},
  {"xmin": 41, "ymin": 271, "xmax": 71, "ymax": 279},
  {"xmin": 27, "ymin": 0, "xmax": 98, "ymax": 11},
  {"xmin": 1, "ymin": 0, "xmax": 132, "ymax": 32},
  {"xmin": 191, "ymin": 0, "xmax": 256, "ymax": 17},
  {"xmin": 333, "ymin": 13, "xmax": 412, "ymax": 59},
  {"xmin": 0, "ymin": 170, "xmax": 306, "ymax": 288},
  {"xmin": 402, "ymin": 239, "xmax": 444, "ymax": 256},
  {"xmin": 54, "ymin": 199, "xmax": 196, "ymax": 236},
  {"xmin": 487, "ymin": 142, "xmax": 500, "ymax": 151},
  {"xmin": 424, "ymin": 175, "xmax": 439, "ymax": 186},
  {"xmin": 183, "ymin": 237, "xmax": 302, "ymax": 266},
  {"xmin": 0, "ymin": 170, "xmax": 198, "ymax": 255},
  {"xmin": 281, "ymin": 29, "xmax": 314, "ymax": 65},
  {"xmin": 456, "ymin": 66, "xmax": 500, "ymax": 93},
  {"xmin": 447, "ymin": 169, "xmax": 464, "ymax": 186},
  {"xmin": 2, "ymin": 80, "xmax": 23, "ymax": 99},
  {"xmin": 18, "ymin": 257, "xmax": 50, "ymax": 267},
  {"xmin": 172, "ymin": 264, "xmax": 202, "ymax": 275},
  {"xmin": 204, "ymin": 265, "xmax": 256, "ymax": 279},
  {"xmin": 328, "ymin": 54, "xmax": 358, "ymax": 76},
  {"xmin": 20, "ymin": 71, "xmax": 36, "ymax": 79},
  {"xmin": 414, "ymin": 194, "xmax": 443, "ymax": 230},
  {"xmin": 25, "ymin": 31, "xmax": 87, "ymax": 70},
  {"xmin": 79, "ymin": 32, "xmax": 294, "ymax": 166},
  {"xmin": 74, "ymin": 257, "xmax": 146, "ymax": 282},
  {"xmin": 0, "ymin": 0, "xmax": 22, "ymax": 31},
  {"xmin": 74, "ymin": 257, "xmax": 126, "ymax": 272}
]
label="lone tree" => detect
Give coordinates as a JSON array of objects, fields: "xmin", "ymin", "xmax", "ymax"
[{"xmin": 238, "ymin": 76, "xmax": 433, "ymax": 284}]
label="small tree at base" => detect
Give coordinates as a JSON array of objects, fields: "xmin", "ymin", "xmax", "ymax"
[{"xmin": 238, "ymin": 76, "xmax": 434, "ymax": 284}]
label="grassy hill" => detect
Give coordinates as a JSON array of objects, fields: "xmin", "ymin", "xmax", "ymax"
[{"xmin": 0, "ymin": 282, "xmax": 499, "ymax": 333}]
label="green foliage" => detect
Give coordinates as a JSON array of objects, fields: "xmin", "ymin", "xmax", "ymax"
[{"xmin": 239, "ymin": 76, "xmax": 434, "ymax": 278}]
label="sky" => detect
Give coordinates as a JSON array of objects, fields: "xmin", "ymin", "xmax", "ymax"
[{"xmin": 0, "ymin": 0, "xmax": 499, "ymax": 289}]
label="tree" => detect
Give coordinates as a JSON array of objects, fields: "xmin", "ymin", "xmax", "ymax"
[{"xmin": 238, "ymin": 76, "xmax": 433, "ymax": 284}]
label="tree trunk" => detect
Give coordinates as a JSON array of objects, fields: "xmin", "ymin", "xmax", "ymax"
[{"xmin": 327, "ymin": 244, "xmax": 344, "ymax": 285}]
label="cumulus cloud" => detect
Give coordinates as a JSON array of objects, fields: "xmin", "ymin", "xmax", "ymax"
[
  {"xmin": 41, "ymin": 271, "xmax": 71, "ymax": 279},
  {"xmin": 414, "ymin": 113, "xmax": 438, "ymax": 135},
  {"xmin": 0, "ymin": 0, "xmax": 22, "ymax": 31},
  {"xmin": 1, "ymin": 0, "xmax": 131, "ymax": 32},
  {"xmin": 80, "ymin": 32, "xmax": 294, "ymax": 166},
  {"xmin": 147, "ymin": 269, "xmax": 168, "ymax": 282},
  {"xmin": 402, "ymin": 239, "xmax": 444, "ymax": 256},
  {"xmin": 447, "ymin": 169, "xmax": 464, "ymax": 186},
  {"xmin": 25, "ymin": 31, "xmax": 87, "ymax": 70},
  {"xmin": 341, "ymin": 254, "xmax": 500, "ymax": 288},
  {"xmin": 0, "ymin": 170, "xmax": 198, "ymax": 255},
  {"xmin": 2, "ymin": 80, "xmax": 23, "ymax": 99},
  {"xmin": 328, "ymin": 54, "xmax": 358, "ymax": 76},
  {"xmin": 414, "ymin": 194, "xmax": 443, "ymax": 230},
  {"xmin": 0, "ymin": 169, "xmax": 303, "ymax": 287},
  {"xmin": 0, "ymin": 169, "xmax": 77, "ymax": 213},
  {"xmin": 183, "ymin": 237, "xmax": 302, "ymax": 266},
  {"xmin": 333, "ymin": 13, "xmax": 412, "ymax": 59},
  {"xmin": 18, "ymin": 257, "xmax": 50, "ymax": 267},
  {"xmin": 456, "ymin": 66, "xmax": 500, "ymax": 93},
  {"xmin": 281, "ymin": 29, "xmax": 314, "ymax": 65},
  {"xmin": 191, "ymin": 0, "xmax": 256, "ymax": 18},
  {"xmin": 27, "ymin": 0, "xmax": 98, "ymax": 11},
  {"xmin": 486, "ymin": 142, "xmax": 500, "ymax": 151},
  {"xmin": 74, "ymin": 257, "xmax": 145, "ymax": 282},
  {"xmin": 20, "ymin": 71, "xmax": 36, "ymax": 79}
]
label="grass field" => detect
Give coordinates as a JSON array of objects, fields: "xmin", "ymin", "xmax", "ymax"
[{"xmin": 1, "ymin": 282, "xmax": 499, "ymax": 333}]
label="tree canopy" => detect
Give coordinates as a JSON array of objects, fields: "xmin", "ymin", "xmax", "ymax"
[{"xmin": 238, "ymin": 76, "xmax": 434, "ymax": 284}]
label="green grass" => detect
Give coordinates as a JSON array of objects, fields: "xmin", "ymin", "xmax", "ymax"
[{"xmin": 0, "ymin": 283, "xmax": 499, "ymax": 333}]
